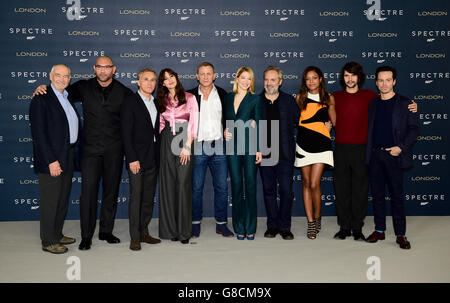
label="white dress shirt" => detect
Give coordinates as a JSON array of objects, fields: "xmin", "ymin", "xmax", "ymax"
[{"xmin": 197, "ymin": 85, "xmax": 223, "ymax": 142}]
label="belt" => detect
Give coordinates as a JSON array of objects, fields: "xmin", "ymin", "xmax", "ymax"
[{"xmin": 202, "ymin": 140, "xmax": 216, "ymax": 148}]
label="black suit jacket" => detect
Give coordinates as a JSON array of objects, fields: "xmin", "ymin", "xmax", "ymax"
[
  {"xmin": 29, "ymin": 85, "xmax": 82, "ymax": 174},
  {"xmin": 259, "ymin": 90, "xmax": 300, "ymax": 162},
  {"xmin": 366, "ymin": 94, "xmax": 419, "ymax": 169},
  {"xmin": 187, "ymin": 85, "xmax": 228, "ymax": 132},
  {"xmin": 120, "ymin": 92, "xmax": 160, "ymax": 169}
]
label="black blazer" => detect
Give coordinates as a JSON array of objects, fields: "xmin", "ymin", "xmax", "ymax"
[
  {"xmin": 120, "ymin": 92, "xmax": 160, "ymax": 169},
  {"xmin": 29, "ymin": 85, "xmax": 82, "ymax": 174},
  {"xmin": 187, "ymin": 85, "xmax": 228, "ymax": 132},
  {"xmin": 366, "ymin": 94, "xmax": 419, "ymax": 169},
  {"xmin": 259, "ymin": 89, "xmax": 300, "ymax": 163}
]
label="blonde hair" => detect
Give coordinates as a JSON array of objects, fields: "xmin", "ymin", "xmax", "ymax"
[
  {"xmin": 232, "ymin": 66, "xmax": 255, "ymax": 94},
  {"xmin": 138, "ymin": 68, "xmax": 157, "ymax": 80}
]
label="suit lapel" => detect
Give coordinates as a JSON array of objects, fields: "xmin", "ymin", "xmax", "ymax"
[
  {"xmin": 136, "ymin": 92, "xmax": 153, "ymax": 128},
  {"xmin": 47, "ymin": 85, "xmax": 68, "ymax": 118},
  {"xmin": 235, "ymin": 92, "xmax": 249, "ymax": 117},
  {"xmin": 391, "ymin": 94, "xmax": 400, "ymax": 137},
  {"xmin": 47, "ymin": 85, "xmax": 70, "ymax": 138}
]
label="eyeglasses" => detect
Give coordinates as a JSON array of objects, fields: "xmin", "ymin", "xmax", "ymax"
[{"xmin": 95, "ymin": 65, "xmax": 114, "ymax": 69}]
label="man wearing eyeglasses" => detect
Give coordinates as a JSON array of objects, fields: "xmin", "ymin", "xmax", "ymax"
[{"xmin": 33, "ymin": 56, "xmax": 133, "ymax": 250}]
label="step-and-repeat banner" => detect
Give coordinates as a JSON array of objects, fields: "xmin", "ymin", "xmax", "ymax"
[{"xmin": 0, "ymin": 0, "xmax": 449, "ymax": 221}]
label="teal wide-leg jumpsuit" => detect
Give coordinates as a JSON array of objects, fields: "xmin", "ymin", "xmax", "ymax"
[{"xmin": 225, "ymin": 92, "xmax": 263, "ymax": 236}]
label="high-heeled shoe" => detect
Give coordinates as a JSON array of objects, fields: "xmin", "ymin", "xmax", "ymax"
[
  {"xmin": 314, "ymin": 216, "xmax": 322, "ymax": 234},
  {"xmin": 246, "ymin": 234, "xmax": 255, "ymax": 240},
  {"xmin": 236, "ymin": 234, "xmax": 245, "ymax": 240},
  {"xmin": 307, "ymin": 221, "xmax": 317, "ymax": 239}
]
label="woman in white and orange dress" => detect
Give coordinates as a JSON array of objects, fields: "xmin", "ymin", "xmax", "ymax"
[{"xmin": 295, "ymin": 66, "xmax": 335, "ymax": 239}]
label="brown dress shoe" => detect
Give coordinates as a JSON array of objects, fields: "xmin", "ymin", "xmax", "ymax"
[
  {"xmin": 130, "ymin": 240, "xmax": 141, "ymax": 251},
  {"xmin": 42, "ymin": 243, "xmax": 68, "ymax": 254},
  {"xmin": 140, "ymin": 235, "xmax": 161, "ymax": 244},
  {"xmin": 366, "ymin": 231, "xmax": 385, "ymax": 243},
  {"xmin": 396, "ymin": 236, "xmax": 411, "ymax": 249},
  {"xmin": 60, "ymin": 236, "xmax": 76, "ymax": 245}
]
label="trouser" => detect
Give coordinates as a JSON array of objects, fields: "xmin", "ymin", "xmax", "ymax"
[
  {"xmin": 227, "ymin": 154, "xmax": 257, "ymax": 235},
  {"xmin": 158, "ymin": 122, "xmax": 193, "ymax": 241},
  {"xmin": 80, "ymin": 147, "xmax": 123, "ymax": 239},
  {"xmin": 128, "ymin": 160, "xmax": 158, "ymax": 241},
  {"xmin": 259, "ymin": 159, "xmax": 294, "ymax": 231},
  {"xmin": 369, "ymin": 148, "xmax": 406, "ymax": 236},
  {"xmin": 333, "ymin": 144, "xmax": 369, "ymax": 232},
  {"xmin": 192, "ymin": 140, "xmax": 228, "ymax": 224},
  {"xmin": 39, "ymin": 147, "xmax": 74, "ymax": 246}
]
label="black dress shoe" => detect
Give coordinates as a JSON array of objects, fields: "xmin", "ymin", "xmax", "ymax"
[
  {"xmin": 396, "ymin": 236, "xmax": 411, "ymax": 249},
  {"xmin": 99, "ymin": 233, "xmax": 121, "ymax": 244},
  {"xmin": 279, "ymin": 230, "xmax": 294, "ymax": 240},
  {"xmin": 264, "ymin": 228, "xmax": 279, "ymax": 238},
  {"xmin": 78, "ymin": 238, "xmax": 92, "ymax": 250},
  {"xmin": 171, "ymin": 237, "xmax": 179, "ymax": 241},
  {"xmin": 353, "ymin": 232, "xmax": 366, "ymax": 241},
  {"xmin": 180, "ymin": 238, "xmax": 190, "ymax": 244},
  {"xmin": 334, "ymin": 229, "xmax": 351, "ymax": 240}
]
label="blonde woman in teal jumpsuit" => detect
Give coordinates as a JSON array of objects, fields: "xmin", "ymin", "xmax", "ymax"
[{"xmin": 224, "ymin": 67, "xmax": 263, "ymax": 240}]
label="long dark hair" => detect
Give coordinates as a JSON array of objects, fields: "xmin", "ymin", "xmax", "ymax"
[
  {"xmin": 156, "ymin": 68, "xmax": 186, "ymax": 113},
  {"xmin": 295, "ymin": 66, "xmax": 330, "ymax": 111}
]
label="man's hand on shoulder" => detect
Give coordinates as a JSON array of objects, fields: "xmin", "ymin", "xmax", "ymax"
[{"xmin": 32, "ymin": 85, "xmax": 47, "ymax": 97}]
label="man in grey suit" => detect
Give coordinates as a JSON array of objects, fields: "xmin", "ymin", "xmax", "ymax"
[
  {"xmin": 121, "ymin": 68, "xmax": 161, "ymax": 251},
  {"xmin": 29, "ymin": 64, "xmax": 81, "ymax": 254}
]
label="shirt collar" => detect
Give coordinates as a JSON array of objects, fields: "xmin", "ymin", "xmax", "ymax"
[
  {"xmin": 138, "ymin": 90, "xmax": 154, "ymax": 103},
  {"xmin": 50, "ymin": 83, "xmax": 68, "ymax": 99},
  {"xmin": 198, "ymin": 85, "xmax": 217, "ymax": 97}
]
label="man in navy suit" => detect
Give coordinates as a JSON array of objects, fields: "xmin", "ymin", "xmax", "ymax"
[
  {"xmin": 365, "ymin": 66, "xmax": 419, "ymax": 249},
  {"xmin": 29, "ymin": 64, "xmax": 81, "ymax": 254},
  {"xmin": 121, "ymin": 68, "xmax": 161, "ymax": 251},
  {"xmin": 259, "ymin": 66, "xmax": 300, "ymax": 240}
]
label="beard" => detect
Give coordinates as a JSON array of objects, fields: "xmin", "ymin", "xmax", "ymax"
[
  {"xmin": 96, "ymin": 73, "xmax": 113, "ymax": 83},
  {"xmin": 264, "ymin": 86, "xmax": 278, "ymax": 95},
  {"xmin": 345, "ymin": 82, "xmax": 357, "ymax": 89}
]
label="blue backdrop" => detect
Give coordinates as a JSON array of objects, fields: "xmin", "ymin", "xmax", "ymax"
[{"xmin": 1, "ymin": 0, "xmax": 449, "ymax": 221}]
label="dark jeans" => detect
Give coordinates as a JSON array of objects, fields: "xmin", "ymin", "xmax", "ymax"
[
  {"xmin": 333, "ymin": 144, "xmax": 369, "ymax": 232},
  {"xmin": 259, "ymin": 159, "xmax": 294, "ymax": 231},
  {"xmin": 38, "ymin": 147, "xmax": 74, "ymax": 246},
  {"xmin": 369, "ymin": 148, "xmax": 406, "ymax": 236},
  {"xmin": 192, "ymin": 140, "xmax": 228, "ymax": 224},
  {"xmin": 79, "ymin": 147, "xmax": 124, "ymax": 239}
]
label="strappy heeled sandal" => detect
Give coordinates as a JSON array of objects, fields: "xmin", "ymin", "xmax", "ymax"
[
  {"xmin": 307, "ymin": 221, "xmax": 317, "ymax": 239},
  {"xmin": 314, "ymin": 216, "xmax": 322, "ymax": 234}
]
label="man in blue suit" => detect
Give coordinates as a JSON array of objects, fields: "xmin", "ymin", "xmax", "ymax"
[
  {"xmin": 259, "ymin": 66, "xmax": 300, "ymax": 240},
  {"xmin": 365, "ymin": 66, "xmax": 419, "ymax": 249},
  {"xmin": 29, "ymin": 64, "xmax": 81, "ymax": 254}
]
